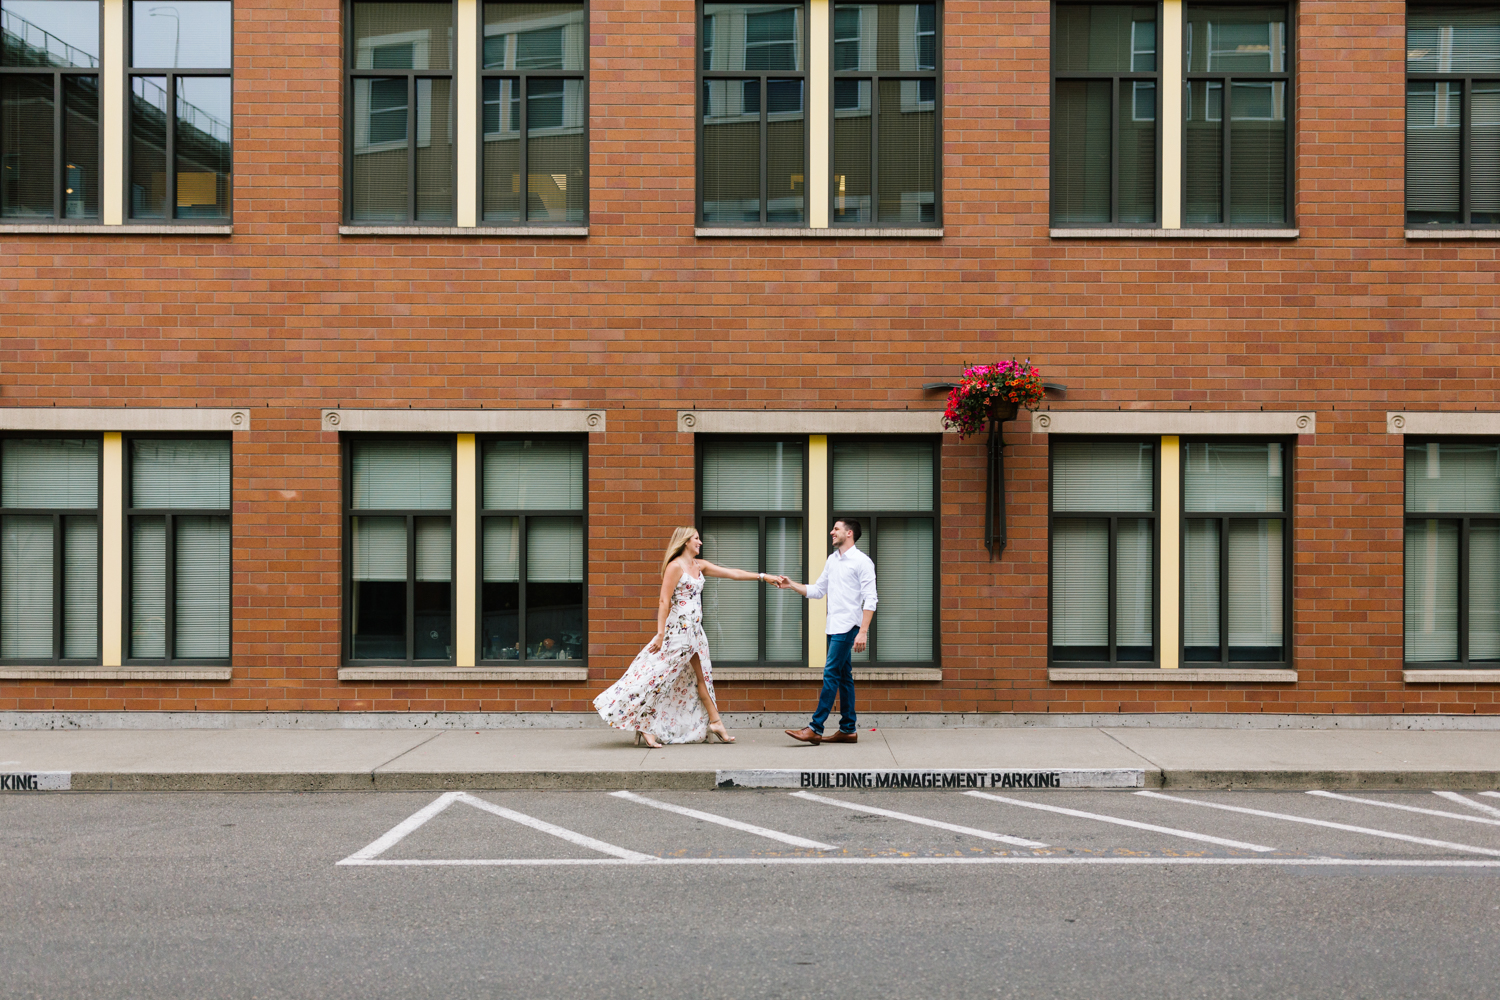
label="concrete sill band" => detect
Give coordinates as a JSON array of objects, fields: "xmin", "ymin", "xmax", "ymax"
[
  {"xmin": 1406, "ymin": 229, "xmax": 1500, "ymax": 239},
  {"xmin": 1404, "ymin": 670, "xmax": 1500, "ymax": 683},
  {"xmin": 1050, "ymin": 668, "xmax": 1298, "ymax": 683},
  {"xmin": 1051, "ymin": 228, "xmax": 1298, "ymax": 239},
  {"xmin": 338, "ymin": 666, "xmax": 589, "ymax": 682},
  {"xmin": 339, "ymin": 226, "xmax": 588, "ymax": 237},
  {"xmin": 714, "ymin": 667, "xmax": 942, "ymax": 682},
  {"xmin": 0, "ymin": 667, "xmax": 231, "ymax": 681},
  {"xmin": 695, "ymin": 227, "xmax": 943, "ymax": 238},
  {"xmin": 0, "ymin": 224, "xmax": 231, "ymax": 235}
]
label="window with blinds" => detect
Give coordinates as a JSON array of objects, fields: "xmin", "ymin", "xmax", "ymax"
[
  {"xmin": 1404, "ymin": 441, "xmax": 1500, "ymax": 665},
  {"xmin": 697, "ymin": 439, "xmax": 804, "ymax": 664},
  {"xmin": 1051, "ymin": 3, "xmax": 1159, "ymax": 226},
  {"xmin": 481, "ymin": 437, "xmax": 585, "ymax": 661},
  {"xmin": 1407, "ymin": 7, "xmax": 1500, "ymax": 226},
  {"xmin": 1049, "ymin": 440, "xmax": 1156, "ymax": 662},
  {"xmin": 126, "ymin": 438, "xmax": 231, "ymax": 661},
  {"xmin": 830, "ymin": 438, "xmax": 935, "ymax": 664},
  {"xmin": 0, "ymin": 437, "xmax": 100, "ymax": 662},
  {"xmin": 1183, "ymin": 4, "xmax": 1291, "ymax": 226},
  {"xmin": 1181, "ymin": 440, "xmax": 1288, "ymax": 664},
  {"xmin": 347, "ymin": 438, "xmax": 454, "ymax": 661}
]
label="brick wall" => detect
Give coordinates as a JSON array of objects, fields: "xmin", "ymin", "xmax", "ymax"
[{"xmin": 2, "ymin": 0, "xmax": 1496, "ymax": 715}]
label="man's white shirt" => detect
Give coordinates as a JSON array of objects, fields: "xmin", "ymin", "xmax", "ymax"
[{"xmin": 806, "ymin": 544, "xmax": 878, "ymax": 634}]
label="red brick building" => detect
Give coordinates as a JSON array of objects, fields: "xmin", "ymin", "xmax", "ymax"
[{"xmin": 1, "ymin": 0, "xmax": 1497, "ymax": 720}]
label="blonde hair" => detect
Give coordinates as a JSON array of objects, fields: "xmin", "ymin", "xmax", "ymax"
[{"xmin": 661, "ymin": 526, "xmax": 698, "ymax": 576}]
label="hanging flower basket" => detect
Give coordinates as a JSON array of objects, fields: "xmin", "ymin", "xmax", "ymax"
[{"xmin": 941, "ymin": 360, "xmax": 1045, "ymax": 440}]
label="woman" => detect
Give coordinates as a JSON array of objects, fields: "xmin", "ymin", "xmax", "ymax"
[{"xmin": 594, "ymin": 527, "xmax": 774, "ymax": 747}]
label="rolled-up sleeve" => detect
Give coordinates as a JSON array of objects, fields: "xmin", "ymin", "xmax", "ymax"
[{"xmin": 859, "ymin": 558, "xmax": 878, "ymax": 611}]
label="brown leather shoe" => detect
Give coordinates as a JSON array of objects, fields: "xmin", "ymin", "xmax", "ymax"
[
  {"xmin": 822, "ymin": 730, "xmax": 858, "ymax": 744},
  {"xmin": 785, "ymin": 727, "xmax": 823, "ymax": 744}
]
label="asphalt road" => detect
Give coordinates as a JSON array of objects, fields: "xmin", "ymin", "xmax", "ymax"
[{"xmin": 4, "ymin": 788, "xmax": 1500, "ymax": 999}]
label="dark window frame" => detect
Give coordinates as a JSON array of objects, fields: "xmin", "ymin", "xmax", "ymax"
[
  {"xmin": 694, "ymin": 435, "xmax": 809, "ymax": 667},
  {"xmin": 1177, "ymin": 436, "xmax": 1293, "ymax": 669},
  {"xmin": 1048, "ymin": 0, "xmax": 1163, "ymax": 228},
  {"xmin": 696, "ymin": 0, "xmax": 811, "ymax": 227},
  {"xmin": 0, "ymin": 0, "xmax": 105, "ymax": 223},
  {"xmin": 1180, "ymin": 0, "xmax": 1295, "ymax": 228},
  {"xmin": 1403, "ymin": 436, "xmax": 1500, "ymax": 669},
  {"xmin": 829, "ymin": 0, "xmax": 943, "ymax": 229},
  {"xmin": 344, "ymin": 0, "xmax": 457, "ymax": 226},
  {"xmin": 0, "ymin": 431, "xmax": 104, "ymax": 665},
  {"xmin": 342, "ymin": 434, "xmax": 458, "ymax": 665},
  {"xmin": 1405, "ymin": 4, "xmax": 1499, "ymax": 228},
  {"xmin": 125, "ymin": 0, "xmax": 233, "ymax": 224},
  {"xmin": 475, "ymin": 433, "xmax": 588, "ymax": 665},
  {"xmin": 826, "ymin": 434, "xmax": 941, "ymax": 668},
  {"xmin": 478, "ymin": 0, "xmax": 588, "ymax": 227},
  {"xmin": 1047, "ymin": 436, "xmax": 1161, "ymax": 667},
  {"xmin": 122, "ymin": 432, "xmax": 232, "ymax": 665}
]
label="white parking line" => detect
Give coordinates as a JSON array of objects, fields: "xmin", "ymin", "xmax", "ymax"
[
  {"xmin": 1435, "ymin": 791, "xmax": 1500, "ymax": 819},
  {"xmin": 791, "ymin": 791, "xmax": 1049, "ymax": 848},
  {"xmin": 342, "ymin": 791, "xmax": 464, "ymax": 862},
  {"xmin": 338, "ymin": 791, "xmax": 656, "ymax": 865},
  {"xmin": 965, "ymin": 791, "xmax": 1277, "ymax": 852},
  {"xmin": 1308, "ymin": 790, "xmax": 1500, "ymax": 827},
  {"xmin": 1481, "ymin": 791, "xmax": 1500, "ymax": 801},
  {"xmin": 1137, "ymin": 790, "xmax": 1500, "ymax": 857},
  {"xmin": 344, "ymin": 856, "xmax": 1500, "ymax": 869},
  {"xmin": 610, "ymin": 790, "xmax": 838, "ymax": 850}
]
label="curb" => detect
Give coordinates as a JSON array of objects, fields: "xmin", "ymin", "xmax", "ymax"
[
  {"xmin": 2, "ymin": 768, "xmax": 1495, "ymax": 792},
  {"xmin": 1160, "ymin": 770, "xmax": 1500, "ymax": 791}
]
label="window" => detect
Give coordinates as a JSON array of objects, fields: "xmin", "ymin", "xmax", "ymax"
[
  {"xmin": 1404, "ymin": 441, "xmax": 1500, "ymax": 665},
  {"xmin": 831, "ymin": 438, "xmax": 936, "ymax": 664},
  {"xmin": 831, "ymin": 2, "xmax": 939, "ymax": 227},
  {"xmin": 345, "ymin": 438, "xmax": 454, "ymax": 662},
  {"xmin": 127, "ymin": 437, "xmax": 231, "ymax": 662},
  {"xmin": 482, "ymin": 1, "xmax": 586, "ymax": 225},
  {"xmin": 128, "ymin": 0, "xmax": 231, "ymax": 220},
  {"xmin": 348, "ymin": 0, "xmax": 454, "ymax": 223},
  {"xmin": 1181, "ymin": 440, "xmax": 1288, "ymax": 664},
  {"xmin": 1049, "ymin": 440, "xmax": 1156, "ymax": 662},
  {"xmin": 1406, "ymin": 6, "xmax": 1500, "ymax": 226},
  {"xmin": 480, "ymin": 437, "xmax": 585, "ymax": 662},
  {"xmin": 1183, "ymin": 4, "xmax": 1291, "ymax": 226},
  {"xmin": 696, "ymin": 439, "xmax": 805, "ymax": 665},
  {"xmin": 1, "ymin": 0, "xmax": 100, "ymax": 220},
  {"xmin": 0, "ymin": 436, "xmax": 99, "ymax": 663},
  {"xmin": 1050, "ymin": 3, "xmax": 1158, "ymax": 225},
  {"xmin": 699, "ymin": 1, "xmax": 807, "ymax": 225}
]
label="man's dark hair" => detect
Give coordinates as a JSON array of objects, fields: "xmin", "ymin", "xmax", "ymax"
[{"xmin": 834, "ymin": 518, "xmax": 862, "ymax": 543}]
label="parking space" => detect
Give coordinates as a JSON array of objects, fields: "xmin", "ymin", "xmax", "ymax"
[{"xmin": 347, "ymin": 788, "xmax": 1500, "ymax": 869}]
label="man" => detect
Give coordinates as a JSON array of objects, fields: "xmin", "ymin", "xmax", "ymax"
[{"xmin": 777, "ymin": 518, "xmax": 877, "ymax": 744}]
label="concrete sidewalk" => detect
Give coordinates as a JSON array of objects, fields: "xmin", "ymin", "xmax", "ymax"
[{"xmin": 1, "ymin": 724, "xmax": 1499, "ymax": 791}]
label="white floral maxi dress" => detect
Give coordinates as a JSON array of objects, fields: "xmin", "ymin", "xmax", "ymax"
[{"xmin": 594, "ymin": 570, "xmax": 717, "ymax": 744}]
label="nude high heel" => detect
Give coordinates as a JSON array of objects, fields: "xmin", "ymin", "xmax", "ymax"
[
  {"xmin": 708, "ymin": 720, "xmax": 736, "ymax": 743},
  {"xmin": 636, "ymin": 730, "xmax": 664, "ymax": 749}
]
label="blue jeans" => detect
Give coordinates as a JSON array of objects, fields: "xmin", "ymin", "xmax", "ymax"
[{"xmin": 810, "ymin": 625, "xmax": 859, "ymax": 736}]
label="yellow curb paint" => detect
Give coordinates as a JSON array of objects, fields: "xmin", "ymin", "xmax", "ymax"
[
  {"xmin": 807, "ymin": 434, "xmax": 828, "ymax": 669},
  {"xmin": 1161, "ymin": 0, "xmax": 1183, "ymax": 230},
  {"xmin": 1159, "ymin": 435, "xmax": 1180, "ymax": 667},
  {"xmin": 102, "ymin": 433, "xmax": 123, "ymax": 665},
  {"xmin": 455, "ymin": 434, "xmax": 477, "ymax": 665}
]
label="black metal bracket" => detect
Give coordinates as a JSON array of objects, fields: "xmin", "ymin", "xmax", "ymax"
[
  {"xmin": 986, "ymin": 415, "xmax": 1009, "ymax": 558},
  {"xmin": 923, "ymin": 382, "xmax": 1068, "ymax": 396}
]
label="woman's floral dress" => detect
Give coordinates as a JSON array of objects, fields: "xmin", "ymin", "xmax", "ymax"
[{"xmin": 594, "ymin": 568, "xmax": 716, "ymax": 744}]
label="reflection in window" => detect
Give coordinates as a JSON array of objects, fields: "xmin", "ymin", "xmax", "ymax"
[
  {"xmin": 1407, "ymin": 7, "xmax": 1500, "ymax": 225},
  {"xmin": 1, "ymin": 0, "xmax": 100, "ymax": 219}
]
